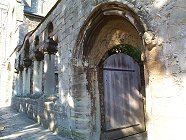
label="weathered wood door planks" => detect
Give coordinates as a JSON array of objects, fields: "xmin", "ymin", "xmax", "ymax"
[{"xmin": 102, "ymin": 53, "xmax": 145, "ymax": 140}]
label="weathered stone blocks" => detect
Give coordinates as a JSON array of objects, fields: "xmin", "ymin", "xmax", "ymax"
[{"xmin": 12, "ymin": 0, "xmax": 186, "ymax": 140}]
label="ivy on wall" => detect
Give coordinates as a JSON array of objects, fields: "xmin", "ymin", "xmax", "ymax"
[{"xmin": 108, "ymin": 44, "xmax": 142, "ymax": 63}]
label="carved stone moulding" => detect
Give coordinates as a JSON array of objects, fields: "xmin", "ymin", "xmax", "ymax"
[
  {"xmin": 34, "ymin": 49, "xmax": 44, "ymax": 61},
  {"xmin": 18, "ymin": 64, "xmax": 24, "ymax": 71},
  {"xmin": 143, "ymin": 31, "xmax": 162, "ymax": 51},
  {"xmin": 43, "ymin": 37, "xmax": 58, "ymax": 54},
  {"xmin": 23, "ymin": 58, "xmax": 32, "ymax": 68},
  {"xmin": 15, "ymin": 59, "xmax": 24, "ymax": 72}
]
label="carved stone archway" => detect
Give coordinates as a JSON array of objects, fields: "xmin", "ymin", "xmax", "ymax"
[
  {"xmin": 72, "ymin": 2, "xmax": 147, "ymax": 139},
  {"xmin": 73, "ymin": 2, "xmax": 146, "ymax": 66}
]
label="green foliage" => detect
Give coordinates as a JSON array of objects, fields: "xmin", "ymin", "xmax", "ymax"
[{"xmin": 108, "ymin": 44, "xmax": 141, "ymax": 63}]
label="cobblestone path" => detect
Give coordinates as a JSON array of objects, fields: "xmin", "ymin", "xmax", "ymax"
[{"xmin": 0, "ymin": 107, "xmax": 66, "ymax": 140}]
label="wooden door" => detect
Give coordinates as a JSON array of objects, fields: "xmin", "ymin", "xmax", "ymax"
[{"xmin": 102, "ymin": 53, "xmax": 145, "ymax": 140}]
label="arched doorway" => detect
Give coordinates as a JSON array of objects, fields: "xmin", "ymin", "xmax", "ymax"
[{"xmin": 72, "ymin": 2, "xmax": 147, "ymax": 139}]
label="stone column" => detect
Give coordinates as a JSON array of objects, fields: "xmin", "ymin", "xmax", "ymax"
[
  {"xmin": 44, "ymin": 54, "xmax": 56, "ymax": 96},
  {"xmin": 32, "ymin": 49, "xmax": 44, "ymax": 96},
  {"xmin": 33, "ymin": 61, "xmax": 43, "ymax": 95},
  {"xmin": 22, "ymin": 68, "xmax": 27, "ymax": 96},
  {"xmin": 22, "ymin": 57, "xmax": 32, "ymax": 96},
  {"xmin": 18, "ymin": 71, "xmax": 23, "ymax": 96},
  {"xmin": 13, "ymin": 73, "xmax": 18, "ymax": 96},
  {"xmin": 43, "ymin": 37, "xmax": 58, "ymax": 98},
  {"xmin": 23, "ymin": 68, "xmax": 31, "ymax": 96}
]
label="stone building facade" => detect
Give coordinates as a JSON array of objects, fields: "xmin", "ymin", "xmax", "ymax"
[
  {"xmin": 0, "ymin": 0, "xmax": 20, "ymax": 107},
  {"xmin": 9, "ymin": 0, "xmax": 186, "ymax": 140},
  {"xmin": 0, "ymin": 0, "xmax": 57, "ymax": 107}
]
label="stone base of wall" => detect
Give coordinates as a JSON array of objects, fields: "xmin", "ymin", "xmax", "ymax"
[
  {"xmin": 12, "ymin": 96, "xmax": 93, "ymax": 139},
  {"xmin": 11, "ymin": 96, "xmax": 69, "ymax": 138}
]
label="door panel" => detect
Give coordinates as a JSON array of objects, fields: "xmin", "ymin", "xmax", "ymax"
[{"xmin": 102, "ymin": 53, "xmax": 145, "ymax": 139}]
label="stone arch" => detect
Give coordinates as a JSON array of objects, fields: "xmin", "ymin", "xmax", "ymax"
[
  {"xmin": 43, "ymin": 21, "xmax": 58, "ymax": 54},
  {"xmin": 33, "ymin": 35, "xmax": 44, "ymax": 61},
  {"xmin": 34, "ymin": 35, "xmax": 39, "ymax": 49},
  {"xmin": 24, "ymin": 39, "xmax": 30, "ymax": 58},
  {"xmin": 73, "ymin": 2, "xmax": 147, "ymax": 66},
  {"xmin": 47, "ymin": 21, "xmax": 54, "ymax": 37},
  {"xmin": 71, "ymin": 2, "xmax": 147, "ymax": 139},
  {"xmin": 23, "ymin": 39, "xmax": 32, "ymax": 68},
  {"xmin": 43, "ymin": 22, "xmax": 54, "ymax": 44}
]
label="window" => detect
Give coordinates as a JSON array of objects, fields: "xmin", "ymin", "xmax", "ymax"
[{"xmin": 23, "ymin": 0, "xmax": 38, "ymax": 14}]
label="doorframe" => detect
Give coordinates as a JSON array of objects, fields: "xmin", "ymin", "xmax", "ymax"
[{"xmin": 98, "ymin": 50, "xmax": 146, "ymax": 139}]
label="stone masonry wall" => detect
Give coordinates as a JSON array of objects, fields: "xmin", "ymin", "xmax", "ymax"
[
  {"xmin": 12, "ymin": 0, "xmax": 186, "ymax": 140},
  {"xmin": 24, "ymin": 14, "xmax": 43, "ymax": 32}
]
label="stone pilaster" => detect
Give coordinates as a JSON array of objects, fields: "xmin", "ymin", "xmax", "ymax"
[
  {"xmin": 18, "ymin": 71, "xmax": 23, "ymax": 96},
  {"xmin": 33, "ymin": 61, "xmax": 43, "ymax": 95},
  {"xmin": 43, "ymin": 37, "xmax": 58, "ymax": 98},
  {"xmin": 44, "ymin": 54, "xmax": 56, "ymax": 96},
  {"xmin": 22, "ymin": 68, "xmax": 31, "ymax": 96},
  {"xmin": 32, "ymin": 49, "xmax": 44, "ymax": 97}
]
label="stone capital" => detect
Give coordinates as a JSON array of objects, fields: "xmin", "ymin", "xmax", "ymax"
[{"xmin": 143, "ymin": 31, "xmax": 162, "ymax": 51}]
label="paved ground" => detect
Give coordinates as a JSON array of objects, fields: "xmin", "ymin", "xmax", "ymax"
[{"xmin": 0, "ymin": 107, "xmax": 67, "ymax": 140}]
